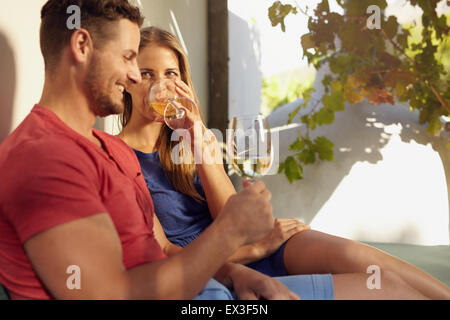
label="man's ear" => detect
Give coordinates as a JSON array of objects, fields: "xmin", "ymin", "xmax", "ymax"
[{"xmin": 69, "ymin": 29, "xmax": 93, "ymax": 64}]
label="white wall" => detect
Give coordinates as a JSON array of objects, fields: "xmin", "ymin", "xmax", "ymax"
[
  {"xmin": 228, "ymin": 3, "xmax": 262, "ymax": 118},
  {"xmin": 0, "ymin": 0, "xmax": 47, "ymax": 142}
]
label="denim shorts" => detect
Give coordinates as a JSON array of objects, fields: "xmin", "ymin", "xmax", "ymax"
[
  {"xmin": 194, "ymin": 274, "xmax": 335, "ymax": 300},
  {"xmin": 246, "ymin": 242, "xmax": 288, "ymax": 277}
]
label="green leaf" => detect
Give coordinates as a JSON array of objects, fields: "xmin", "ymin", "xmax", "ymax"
[
  {"xmin": 345, "ymin": 0, "xmax": 387, "ymax": 15},
  {"xmin": 314, "ymin": 136, "xmax": 335, "ymax": 161},
  {"xmin": 315, "ymin": 107, "xmax": 335, "ymax": 125},
  {"xmin": 284, "ymin": 156, "xmax": 303, "ymax": 183},
  {"xmin": 384, "ymin": 16, "xmax": 399, "ymax": 39},
  {"xmin": 268, "ymin": 1, "xmax": 297, "ymax": 32},
  {"xmin": 396, "ymin": 82, "xmax": 407, "ymax": 98},
  {"xmin": 396, "ymin": 29, "xmax": 410, "ymax": 49},
  {"xmin": 278, "ymin": 162, "xmax": 285, "ymax": 174},
  {"xmin": 323, "ymin": 91, "xmax": 345, "ymax": 112},
  {"xmin": 322, "ymin": 75, "xmax": 333, "ymax": 90},
  {"xmin": 426, "ymin": 114, "xmax": 443, "ymax": 135},
  {"xmin": 435, "ymin": 14, "xmax": 447, "ymax": 39},
  {"xmin": 289, "ymin": 136, "xmax": 305, "ymax": 151},
  {"xmin": 330, "ymin": 81, "xmax": 343, "ymax": 93},
  {"xmin": 316, "ymin": 0, "xmax": 330, "ymax": 15},
  {"xmin": 300, "ymin": 115, "xmax": 309, "ymax": 125},
  {"xmin": 329, "ymin": 55, "xmax": 352, "ymax": 74},
  {"xmin": 338, "ymin": 21, "xmax": 372, "ymax": 55},
  {"xmin": 308, "ymin": 117, "xmax": 317, "ymax": 130},
  {"xmin": 298, "ymin": 148, "xmax": 316, "ymax": 165},
  {"xmin": 301, "ymin": 33, "xmax": 315, "ymax": 50},
  {"xmin": 418, "ymin": 106, "xmax": 432, "ymax": 125},
  {"xmin": 288, "ymin": 106, "xmax": 301, "ymax": 124}
]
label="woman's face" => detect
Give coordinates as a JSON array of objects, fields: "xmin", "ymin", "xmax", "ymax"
[{"xmin": 126, "ymin": 44, "xmax": 181, "ymax": 123}]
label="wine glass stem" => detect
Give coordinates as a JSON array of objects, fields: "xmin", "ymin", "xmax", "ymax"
[{"xmin": 244, "ymin": 177, "xmax": 255, "ymax": 184}]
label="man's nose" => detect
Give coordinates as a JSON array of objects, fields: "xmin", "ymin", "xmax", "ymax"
[{"xmin": 128, "ymin": 64, "xmax": 142, "ymax": 84}]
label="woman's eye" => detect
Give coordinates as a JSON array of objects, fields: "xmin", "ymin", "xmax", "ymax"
[
  {"xmin": 167, "ymin": 71, "xmax": 179, "ymax": 79},
  {"xmin": 141, "ymin": 72, "xmax": 152, "ymax": 79}
]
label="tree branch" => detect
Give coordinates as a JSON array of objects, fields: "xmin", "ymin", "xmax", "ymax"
[{"xmin": 380, "ymin": 28, "xmax": 450, "ymax": 115}]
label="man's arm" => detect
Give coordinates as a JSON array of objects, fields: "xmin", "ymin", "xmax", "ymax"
[
  {"xmin": 25, "ymin": 181, "xmax": 274, "ymax": 300},
  {"xmin": 25, "ymin": 211, "xmax": 240, "ymax": 299},
  {"xmin": 152, "ymin": 205, "xmax": 300, "ymax": 300},
  {"xmin": 24, "ymin": 213, "xmax": 129, "ymax": 299}
]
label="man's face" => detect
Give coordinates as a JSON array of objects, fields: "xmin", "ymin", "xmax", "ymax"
[{"xmin": 85, "ymin": 19, "xmax": 141, "ymax": 117}]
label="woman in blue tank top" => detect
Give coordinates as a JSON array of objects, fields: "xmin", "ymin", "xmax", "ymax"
[{"xmin": 117, "ymin": 26, "xmax": 450, "ymax": 299}]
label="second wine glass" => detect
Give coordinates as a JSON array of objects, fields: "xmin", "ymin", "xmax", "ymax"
[{"xmin": 227, "ymin": 115, "xmax": 272, "ymax": 181}]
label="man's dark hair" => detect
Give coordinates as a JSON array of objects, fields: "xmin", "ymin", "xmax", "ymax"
[{"xmin": 40, "ymin": 0, "xmax": 144, "ymax": 72}]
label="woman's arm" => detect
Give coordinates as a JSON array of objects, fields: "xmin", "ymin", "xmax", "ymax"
[
  {"xmin": 193, "ymin": 138, "xmax": 310, "ymax": 264},
  {"xmin": 195, "ymin": 136, "xmax": 236, "ymax": 219},
  {"xmin": 175, "ymin": 80, "xmax": 309, "ymax": 264},
  {"xmin": 175, "ymin": 78, "xmax": 236, "ymax": 219},
  {"xmin": 193, "ymin": 132, "xmax": 311, "ymax": 264}
]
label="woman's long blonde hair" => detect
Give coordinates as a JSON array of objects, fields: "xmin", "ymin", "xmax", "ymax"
[{"xmin": 122, "ymin": 26, "xmax": 205, "ymax": 201}]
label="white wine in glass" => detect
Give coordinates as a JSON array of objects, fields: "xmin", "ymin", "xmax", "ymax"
[
  {"xmin": 147, "ymin": 79, "xmax": 198, "ymax": 130},
  {"xmin": 228, "ymin": 115, "xmax": 272, "ymax": 181}
]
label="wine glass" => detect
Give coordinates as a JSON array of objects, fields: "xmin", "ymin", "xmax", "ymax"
[
  {"xmin": 227, "ymin": 115, "xmax": 272, "ymax": 181},
  {"xmin": 147, "ymin": 79, "xmax": 198, "ymax": 130}
]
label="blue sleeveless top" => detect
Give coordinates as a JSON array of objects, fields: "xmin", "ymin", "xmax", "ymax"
[
  {"xmin": 134, "ymin": 150, "xmax": 213, "ymax": 247},
  {"xmin": 134, "ymin": 149, "xmax": 288, "ymax": 277}
]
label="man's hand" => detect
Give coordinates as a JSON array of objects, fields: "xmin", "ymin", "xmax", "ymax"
[
  {"xmin": 227, "ymin": 264, "xmax": 300, "ymax": 300},
  {"xmin": 217, "ymin": 180, "xmax": 274, "ymax": 247}
]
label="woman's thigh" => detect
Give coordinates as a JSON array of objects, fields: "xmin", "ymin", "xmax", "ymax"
[{"xmin": 283, "ymin": 229, "xmax": 371, "ymax": 275}]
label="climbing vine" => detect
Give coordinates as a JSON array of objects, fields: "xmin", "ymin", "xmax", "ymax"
[{"xmin": 269, "ymin": 0, "xmax": 449, "ymax": 182}]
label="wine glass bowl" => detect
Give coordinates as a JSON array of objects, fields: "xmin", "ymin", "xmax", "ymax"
[
  {"xmin": 147, "ymin": 79, "xmax": 196, "ymax": 130},
  {"xmin": 228, "ymin": 115, "xmax": 272, "ymax": 181}
]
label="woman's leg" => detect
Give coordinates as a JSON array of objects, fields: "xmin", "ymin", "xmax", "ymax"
[
  {"xmin": 283, "ymin": 229, "xmax": 450, "ymax": 299},
  {"xmin": 275, "ymin": 271, "xmax": 428, "ymax": 300},
  {"xmin": 332, "ymin": 271, "xmax": 428, "ymax": 300}
]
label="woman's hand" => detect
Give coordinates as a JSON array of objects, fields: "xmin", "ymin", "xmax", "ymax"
[
  {"xmin": 255, "ymin": 218, "xmax": 310, "ymax": 259},
  {"xmin": 172, "ymin": 78, "xmax": 211, "ymax": 152},
  {"xmin": 173, "ymin": 79, "xmax": 203, "ymax": 126}
]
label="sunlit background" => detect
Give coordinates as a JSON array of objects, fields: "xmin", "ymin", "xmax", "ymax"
[{"xmin": 0, "ymin": 1, "xmax": 448, "ymax": 250}]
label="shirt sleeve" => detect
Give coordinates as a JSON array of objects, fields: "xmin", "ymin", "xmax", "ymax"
[{"xmin": 3, "ymin": 139, "xmax": 107, "ymax": 243}]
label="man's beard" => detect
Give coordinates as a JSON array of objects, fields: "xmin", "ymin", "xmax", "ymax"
[{"xmin": 84, "ymin": 56, "xmax": 124, "ymax": 117}]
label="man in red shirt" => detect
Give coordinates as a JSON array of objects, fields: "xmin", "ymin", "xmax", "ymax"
[{"xmin": 0, "ymin": 0, "xmax": 297, "ymax": 300}]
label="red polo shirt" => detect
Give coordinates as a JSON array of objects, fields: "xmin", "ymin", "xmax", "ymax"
[{"xmin": 0, "ymin": 105, "xmax": 167, "ymax": 299}]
